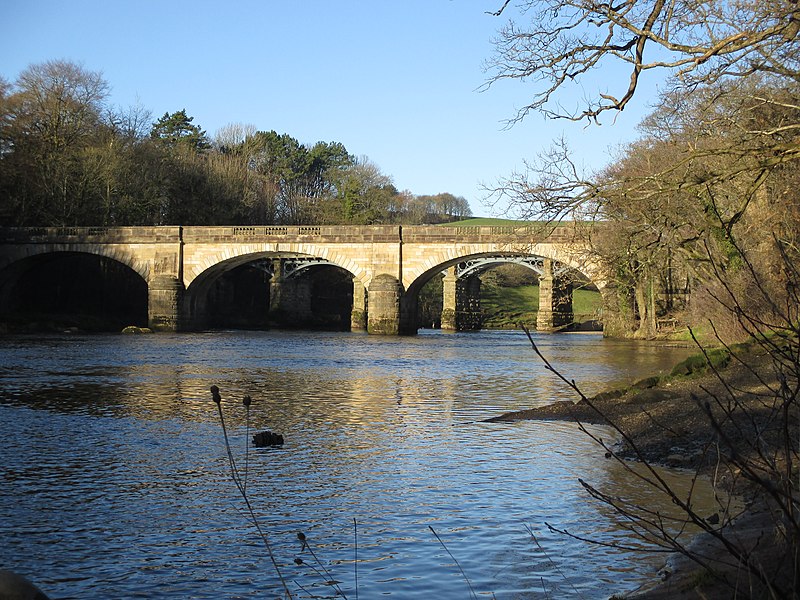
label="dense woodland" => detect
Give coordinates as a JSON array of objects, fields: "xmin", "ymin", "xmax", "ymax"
[{"xmin": 0, "ymin": 61, "xmax": 471, "ymax": 228}]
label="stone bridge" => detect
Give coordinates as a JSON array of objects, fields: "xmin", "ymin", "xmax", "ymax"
[{"xmin": 0, "ymin": 224, "xmax": 607, "ymax": 334}]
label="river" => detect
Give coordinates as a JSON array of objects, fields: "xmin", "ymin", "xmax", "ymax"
[{"xmin": 0, "ymin": 329, "xmax": 701, "ymax": 599}]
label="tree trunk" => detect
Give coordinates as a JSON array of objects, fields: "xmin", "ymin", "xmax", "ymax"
[{"xmin": 634, "ymin": 273, "xmax": 657, "ymax": 339}]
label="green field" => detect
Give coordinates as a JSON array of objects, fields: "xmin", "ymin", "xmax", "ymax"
[
  {"xmin": 481, "ymin": 284, "xmax": 602, "ymax": 329},
  {"xmin": 441, "ymin": 217, "xmax": 556, "ymax": 227}
]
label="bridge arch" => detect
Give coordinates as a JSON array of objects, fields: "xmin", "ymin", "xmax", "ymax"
[
  {"xmin": 456, "ymin": 255, "xmax": 550, "ymax": 278},
  {"xmin": 0, "ymin": 243, "xmax": 149, "ymax": 282},
  {"xmin": 400, "ymin": 249, "xmax": 604, "ymax": 334},
  {"xmin": 404, "ymin": 250, "xmax": 602, "ymax": 298},
  {"xmin": 184, "ymin": 250, "xmax": 361, "ymax": 330},
  {"xmin": 0, "ymin": 250, "xmax": 148, "ymax": 331},
  {"xmin": 183, "ymin": 243, "xmax": 368, "ymax": 290},
  {"xmin": 402, "ymin": 244, "xmax": 606, "ymax": 294}
]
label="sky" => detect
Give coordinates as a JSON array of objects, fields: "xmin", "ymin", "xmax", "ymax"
[{"xmin": 2, "ymin": 1, "xmax": 664, "ymax": 217}]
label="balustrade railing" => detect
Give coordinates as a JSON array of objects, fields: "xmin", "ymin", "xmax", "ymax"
[{"xmin": 0, "ymin": 223, "xmax": 587, "ymax": 244}]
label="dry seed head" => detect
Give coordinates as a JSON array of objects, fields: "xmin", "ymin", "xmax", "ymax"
[{"xmin": 210, "ymin": 385, "xmax": 222, "ymax": 404}]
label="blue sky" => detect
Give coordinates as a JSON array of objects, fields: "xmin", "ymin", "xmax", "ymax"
[{"xmin": 2, "ymin": 1, "xmax": 662, "ymax": 216}]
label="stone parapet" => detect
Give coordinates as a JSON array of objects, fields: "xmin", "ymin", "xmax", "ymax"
[
  {"xmin": 0, "ymin": 226, "xmax": 182, "ymax": 244},
  {"xmin": 401, "ymin": 223, "xmax": 582, "ymax": 244},
  {"xmin": 181, "ymin": 225, "xmax": 402, "ymax": 244}
]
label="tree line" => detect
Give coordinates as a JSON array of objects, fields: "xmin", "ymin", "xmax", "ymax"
[{"xmin": 0, "ymin": 60, "xmax": 472, "ymax": 227}]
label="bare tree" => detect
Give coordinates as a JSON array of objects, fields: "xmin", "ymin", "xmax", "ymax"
[
  {"xmin": 485, "ymin": 0, "xmax": 800, "ymax": 124},
  {"xmin": 213, "ymin": 122, "xmax": 257, "ymax": 152},
  {"xmin": 2, "ymin": 60, "xmax": 110, "ymax": 225}
]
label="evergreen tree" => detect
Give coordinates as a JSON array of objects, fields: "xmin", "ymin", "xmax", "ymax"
[{"xmin": 150, "ymin": 109, "xmax": 210, "ymax": 153}]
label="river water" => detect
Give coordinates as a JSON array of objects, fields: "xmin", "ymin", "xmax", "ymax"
[{"xmin": 0, "ymin": 329, "xmax": 701, "ymax": 599}]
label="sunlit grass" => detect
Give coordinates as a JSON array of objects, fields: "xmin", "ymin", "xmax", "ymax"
[
  {"xmin": 439, "ymin": 217, "xmax": 551, "ymax": 227},
  {"xmin": 481, "ymin": 285, "xmax": 602, "ymax": 329}
]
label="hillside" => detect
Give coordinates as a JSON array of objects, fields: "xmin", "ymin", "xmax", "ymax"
[{"xmin": 441, "ymin": 217, "xmax": 543, "ymax": 227}]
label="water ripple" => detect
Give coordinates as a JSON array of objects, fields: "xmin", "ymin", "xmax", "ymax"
[{"xmin": 0, "ymin": 330, "xmax": 700, "ymax": 598}]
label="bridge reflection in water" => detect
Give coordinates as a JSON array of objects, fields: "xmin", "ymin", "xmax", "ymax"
[{"xmin": 0, "ymin": 224, "xmax": 608, "ymax": 334}]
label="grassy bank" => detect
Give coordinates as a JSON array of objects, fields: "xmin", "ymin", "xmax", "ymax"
[{"xmin": 481, "ymin": 284, "xmax": 602, "ymax": 329}]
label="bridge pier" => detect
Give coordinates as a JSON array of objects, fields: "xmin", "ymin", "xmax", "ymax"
[
  {"xmin": 367, "ymin": 274, "xmax": 402, "ymax": 335},
  {"xmin": 441, "ymin": 267, "xmax": 482, "ymax": 331},
  {"xmin": 148, "ymin": 275, "xmax": 185, "ymax": 331},
  {"xmin": 537, "ymin": 258, "xmax": 573, "ymax": 330},
  {"xmin": 269, "ymin": 259, "xmax": 313, "ymax": 325},
  {"xmin": 351, "ymin": 281, "xmax": 367, "ymax": 331},
  {"xmin": 441, "ymin": 268, "xmax": 458, "ymax": 330},
  {"xmin": 458, "ymin": 275, "xmax": 482, "ymax": 331}
]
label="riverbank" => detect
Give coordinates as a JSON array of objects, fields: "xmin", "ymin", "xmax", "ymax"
[{"xmin": 487, "ymin": 340, "xmax": 796, "ymax": 598}]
